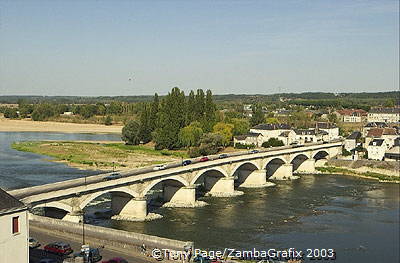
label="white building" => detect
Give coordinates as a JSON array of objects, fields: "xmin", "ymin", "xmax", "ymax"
[
  {"xmin": 316, "ymin": 122, "xmax": 340, "ymax": 141},
  {"xmin": 344, "ymin": 131, "xmax": 362, "ymax": 152},
  {"xmin": 367, "ymin": 108, "xmax": 400, "ymax": 123},
  {"xmin": 337, "ymin": 109, "xmax": 367, "ymax": 123},
  {"xmin": 0, "ymin": 188, "xmax": 29, "ymax": 263},
  {"xmin": 294, "ymin": 129, "xmax": 327, "ymax": 144},
  {"xmin": 250, "ymin": 124, "xmax": 293, "ymax": 145},
  {"xmin": 367, "ymin": 139, "xmax": 387, "ymax": 161},
  {"xmin": 233, "ymin": 132, "xmax": 263, "ymax": 147}
]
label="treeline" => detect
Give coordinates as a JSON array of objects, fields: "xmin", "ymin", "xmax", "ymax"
[
  {"xmin": 0, "ymin": 100, "xmax": 141, "ymax": 121},
  {"xmin": 1, "ymin": 91, "xmax": 398, "ymax": 104},
  {"xmin": 121, "ymin": 87, "xmax": 251, "ymax": 156}
]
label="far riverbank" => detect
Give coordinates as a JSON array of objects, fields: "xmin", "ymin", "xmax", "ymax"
[{"xmin": 0, "ymin": 118, "xmax": 123, "ymax": 134}]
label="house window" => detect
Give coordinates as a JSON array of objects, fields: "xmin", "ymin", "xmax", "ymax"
[{"xmin": 12, "ymin": 216, "xmax": 19, "ymax": 234}]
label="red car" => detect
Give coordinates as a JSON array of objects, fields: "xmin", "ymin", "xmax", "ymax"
[
  {"xmin": 43, "ymin": 242, "xmax": 73, "ymax": 255},
  {"xmin": 102, "ymin": 258, "xmax": 128, "ymax": 263},
  {"xmin": 199, "ymin": 156, "xmax": 209, "ymax": 162}
]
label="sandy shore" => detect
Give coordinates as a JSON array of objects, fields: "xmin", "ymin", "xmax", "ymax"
[{"xmin": 0, "ymin": 118, "xmax": 122, "ymax": 134}]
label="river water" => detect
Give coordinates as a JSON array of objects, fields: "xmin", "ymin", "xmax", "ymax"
[{"xmin": 0, "ymin": 132, "xmax": 399, "ymax": 263}]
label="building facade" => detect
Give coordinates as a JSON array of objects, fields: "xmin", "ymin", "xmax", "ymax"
[
  {"xmin": 0, "ymin": 188, "xmax": 29, "ymax": 263},
  {"xmin": 367, "ymin": 108, "xmax": 400, "ymax": 123}
]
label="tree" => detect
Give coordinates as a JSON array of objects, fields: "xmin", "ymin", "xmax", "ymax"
[
  {"xmin": 250, "ymin": 104, "xmax": 264, "ymax": 127},
  {"xmin": 261, "ymin": 138, "xmax": 284, "ymax": 148},
  {"xmin": 194, "ymin": 89, "xmax": 205, "ymax": 121},
  {"xmin": 213, "ymin": 122, "xmax": 234, "ymax": 146},
  {"xmin": 265, "ymin": 117, "xmax": 279, "ymax": 124},
  {"xmin": 188, "ymin": 133, "xmax": 224, "ymax": 157},
  {"xmin": 138, "ymin": 104, "xmax": 152, "ymax": 143},
  {"xmin": 186, "ymin": 90, "xmax": 196, "ymax": 124},
  {"xmin": 122, "ymin": 120, "xmax": 141, "ymax": 145},
  {"xmin": 178, "ymin": 121, "xmax": 203, "ymax": 148},
  {"xmin": 149, "ymin": 93, "xmax": 159, "ymax": 132},
  {"xmin": 4, "ymin": 108, "xmax": 18, "ymax": 118},
  {"xmin": 228, "ymin": 118, "xmax": 249, "ymax": 136},
  {"xmin": 104, "ymin": 115, "xmax": 113, "ymax": 126},
  {"xmin": 31, "ymin": 104, "xmax": 56, "ymax": 121},
  {"xmin": 153, "ymin": 87, "xmax": 186, "ymax": 149},
  {"xmin": 202, "ymin": 89, "xmax": 217, "ymax": 132}
]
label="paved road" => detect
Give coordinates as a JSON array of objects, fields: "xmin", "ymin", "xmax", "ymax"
[{"xmin": 30, "ymin": 228, "xmax": 156, "ymax": 263}]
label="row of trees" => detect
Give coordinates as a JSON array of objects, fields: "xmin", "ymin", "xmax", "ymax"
[{"xmin": 122, "ymin": 87, "xmax": 252, "ymax": 155}]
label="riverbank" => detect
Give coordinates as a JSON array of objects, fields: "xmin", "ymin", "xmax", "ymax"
[
  {"xmin": 316, "ymin": 166, "xmax": 400, "ymax": 183},
  {"xmin": 0, "ymin": 118, "xmax": 123, "ymax": 134},
  {"xmin": 12, "ymin": 141, "xmax": 187, "ymax": 171}
]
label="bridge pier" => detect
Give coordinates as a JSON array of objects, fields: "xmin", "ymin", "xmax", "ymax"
[
  {"xmin": 111, "ymin": 194, "xmax": 148, "ymax": 221},
  {"xmin": 164, "ymin": 185, "xmax": 197, "ymax": 207},
  {"xmin": 207, "ymin": 176, "xmax": 243, "ymax": 197},
  {"xmin": 62, "ymin": 207, "xmax": 83, "ymax": 223},
  {"xmin": 239, "ymin": 170, "xmax": 275, "ymax": 188},
  {"xmin": 270, "ymin": 164, "xmax": 298, "ymax": 180},
  {"xmin": 295, "ymin": 159, "xmax": 316, "ymax": 173}
]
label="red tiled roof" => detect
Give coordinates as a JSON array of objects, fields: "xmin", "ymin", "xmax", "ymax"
[{"xmin": 366, "ymin": 128, "xmax": 384, "ymax": 138}]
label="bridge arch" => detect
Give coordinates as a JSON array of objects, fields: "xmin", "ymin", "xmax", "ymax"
[
  {"xmin": 313, "ymin": 150, "xmax": 330, "ymax": 160},
  {"xmin": 79, "ymin": 187, "xmax": 139, "ymax": 210},
  {"xmin": 34, "ymin": 201, "xmax": 73, "ymax": 214},
  {"xmin": 190, "ymin": 167, "xmax": 229, "ymax": 186},
  {"xmin": 290, "ymin": 153, "xmax": 310, "ymax": 172},
  {"xmin": 232, "ymin": 162, "xmax": 260, "ymax": 186},
  {"xmin": 264, "ymin": 157, "xmax": 287, "ymax": 178},
  {"xmin": 141, "ymin": 175, "xmax": 189, "ymax": 197}
]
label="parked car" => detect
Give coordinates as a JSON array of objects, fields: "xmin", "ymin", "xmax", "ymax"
[
  {"xmin": 194, "ymin": 255, "xmax": 211, "ymax": 263},
  {"xmin": 73, "ymin": 247, "xmax": 102, "ymax": 262},
  {"xmin": 249, "ymin": 149, "xmax": 259, "ymax": 154},
  {"xmin": 153, "ymin": 164, "xmax": 167, "ymax": 171},
  {"xmin": 103, "ymin": 172, "xmax": 122, "ymax": 181},
  {"xmin": 199, "ymin": 156, "xmax": 209, "ymax": 162},
  {"xmin": 28, "ymin": 237, "xmax": 40, "ymax": 249},
  {"xmin": 44, "ymin": 242, "xmax": 73, "ymax": 255},
  {"xmin": 101, "ymin": 257, "xmax": 128, "ymax": 263},
  {"xmin": 39, "ymin": 259, "xmax": 57, "ymax": 263},
  {"xmin": 182, "ymin": 160, "xmax": 192, "ymax": 166},
  {"xmin": 218, "ymin": 154, "xmax": 228, "ymax": 159}
]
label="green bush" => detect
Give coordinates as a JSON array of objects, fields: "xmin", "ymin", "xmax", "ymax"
[
  {"xmin": 262, "ymin": 138, "xmax": 284, "ymax": 148},
  {"xmin": 234, "ymin": 143, "xmax": 256, "ymax": 149}
]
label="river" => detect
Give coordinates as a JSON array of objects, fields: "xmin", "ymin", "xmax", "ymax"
[{"xmin": 0, "ymin": 132, "xmax": 399, "ymax": 262}]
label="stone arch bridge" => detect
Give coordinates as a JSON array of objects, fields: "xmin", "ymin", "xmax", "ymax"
[{"xmin": 9, "ymin": 141, "xmax": 342, "ymax": 222}]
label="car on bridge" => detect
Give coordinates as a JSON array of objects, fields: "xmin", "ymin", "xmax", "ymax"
[
  {"xmin": 182, "ymin": 160, "xmax": 192, "ymax": 166},
  {"xmin": 44, "ymin": 242, "xmax": 73, "ymax": 256},
  {"xmin": 103, "ymin": 172, "xmax": 122, "ymax": 181},
  {"xmin": 153, "ymin": 164, "xmax": 167, "ymax": 170},
  {"xmin": 249, "ymin": 149, "xmax": 260, "ymax": 154},
  {"xmin": 199, "ymin": 156, "xmax": 209, "ymax": 162},
  {"xmin": 29, "ymin": 237, "xmax": 40, "ymax": 249},
  {"xmin": 218, "ymin": 153, "xmax": 228, "ymax": 159}
]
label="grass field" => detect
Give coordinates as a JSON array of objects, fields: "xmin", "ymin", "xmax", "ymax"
[
  {"xmin": 12, "ymin": 141, "xmax": 188, "ymax": 171},
  {"xmin": 316, "ymin": 166, "xmax": 399, "ymax": 183}
]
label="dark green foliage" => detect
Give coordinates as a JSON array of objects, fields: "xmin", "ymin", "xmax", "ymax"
[
  {"xmin": 31, "ymin": 104, "xmax": 57, "ymax": 121},
  {"xmin": 138, "ymin": 104, "xmax": 152, "ymax": 143},
  {"xmin": 122, "ymin": 120, "xmax": 141, "ymax": 145},
  {"xmin": 188, "ymin": 133, "xmax": 224, "ymax": 157},
  {"xmin": 250, "ymin": 104, "xmax": 264, "ymax": 127},
  {"xmin": 262, "ymin": 138, "xmax": 284, "ymax": 148},
  {"xmin": 104, "ymin": 115, "xmax": 113, "ymax": 126},
  {"xmin": 342, "ymin": 148, "xmax": 352, "ymax": 156},
  {"xmin": 3, "ymin": 108, "xmax": 19, "ymax": 118},
  {"xmin": 234, "ymin": 143, "xmax": 256, "ymax": 149}
]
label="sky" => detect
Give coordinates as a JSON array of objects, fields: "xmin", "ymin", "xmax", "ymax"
[{"xmin": 0, "ymin": 0, "xmax": 398, "ymax": 96}]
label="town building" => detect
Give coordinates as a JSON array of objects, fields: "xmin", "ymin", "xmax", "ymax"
[
  {"xmin": 344, "ymin": 131, "xmax": 362, "ymax": 152},
  {"xmin": 0, "ymin": 188, "xmax": 29, "ymax": 263},
  {"xmin": 365, "ymin": 128, "xmax": 398, "ymax": 149},
  {"xmin": 337, "ymin": 109, "xmax": 367, "ymax": 123},
  {"xmin": 250, "ymin": 124, "xmax": 293, "ymax": 145},
  {"xmin": 316, "ymin": 122, "xmax": 340, "ymax": 141},
  {"xmin": 294, "ymin": 129, "xmax": 328, "ymax": 144},
  {"xmin": 362, "ymin": 122, "xmax": 388, "ymax": 136},
  {"xmin": 385, "ymin": 138, "xmax": 400, "ymax": 161},
  {"xmin": 367, "ymin": 108, "xmax": 400, "ymax": 123},
  {"xmin": 367, "ymin": 139, "xmax": 387, "ymax": 161},
  {"xmin": 233, "ymin": 132, "xmax": 263, "ymax": 147}
]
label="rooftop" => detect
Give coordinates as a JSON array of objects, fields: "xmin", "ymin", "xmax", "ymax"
[
  {"xmin": 369, "ymin": 108, "xmax": 400, "ymax": 114},
  {"xmin": 252, "ymin": 123, "xmax": 291, "ymax": 130},
  {"xmin": 0, "ymin": 188, "xmax": 27, "ymax": 215},
  {"xmin": 369, "ymin": 139, "xmax": 385, "ymax": 146},
  {"xmin": 347, "ymin": 131, "xmax": 362, "ymax": 140},
  {"xmin": 316, "ymin": 122, "xmax": 337, "ymax": 129}
]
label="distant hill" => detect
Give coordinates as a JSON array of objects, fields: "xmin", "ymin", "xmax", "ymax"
[{"xmin": 0, "ymin": 91, "xmax": 398, "ymax": 104}]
